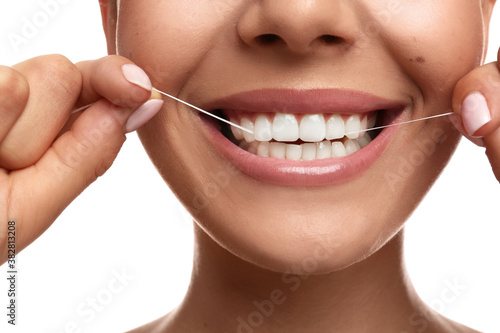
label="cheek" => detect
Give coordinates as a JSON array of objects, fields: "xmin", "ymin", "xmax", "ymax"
[
  {"xmin": 380, "ymin": 1, "xmax": 485, "ymax": 99},
  {"xmin": 114, "ymin": 0, "xmax": 487, "ymax": 274},
  {"xmin": 116, "ymin": 1, "xmax": 241, "ymax": 90}
]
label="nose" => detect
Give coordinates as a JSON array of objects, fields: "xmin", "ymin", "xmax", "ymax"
[{"xmin": 237, "ymin": 0, "xmax": 359, "ymax": 54}]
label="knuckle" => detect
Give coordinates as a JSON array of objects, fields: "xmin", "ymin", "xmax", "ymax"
[
  {"xmin": 51, "ymin": 138, "xmax": 83, "ymax": 175},
  {"xmin": 34, "ymin": 54, "xmax": 82, "ymax": 100},
  {"xmin": 54, "ymin": 127, "xmax": 123, "ymax": 184},
  {"xmin": 0, "ymin": 66, "xmax": 30, "ymax": 112}
]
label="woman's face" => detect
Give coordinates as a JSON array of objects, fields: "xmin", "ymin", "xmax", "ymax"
[{"xmin": 109, "ymin": 0, "xmax": 493, "ymax": 272}]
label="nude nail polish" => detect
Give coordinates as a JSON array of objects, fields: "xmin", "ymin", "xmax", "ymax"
[
  {"xmin": 125, "ymin": 99, "xmax": 164, "ymax": 133},
  {"xmin": 461, "ymin": 92, "xmax": 491, "ymax": 137},
  {"xmin": 122, "ymin": 64, "xmax": 152, "ymax": 91}
]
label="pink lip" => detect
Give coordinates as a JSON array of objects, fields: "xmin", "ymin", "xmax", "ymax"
[
  {"xmin": 201, "ymin": 88, "xmax": 406, "ymax": 114},
  {"xmin": 197, "ymin": 89, "xmax": 406, "ymax": 187}
]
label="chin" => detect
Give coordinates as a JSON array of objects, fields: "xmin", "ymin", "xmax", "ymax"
[{"xmin": 190, "ymin": 201, "xmax": 407, "ymax": 274}]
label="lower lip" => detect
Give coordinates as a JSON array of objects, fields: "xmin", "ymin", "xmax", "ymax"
[{"xmin": 198, "ymin": 113, "xmax": 401, "ymax": 187}]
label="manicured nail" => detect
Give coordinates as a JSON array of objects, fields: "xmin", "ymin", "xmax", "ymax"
[
  {"xmin": 125, "ymin": 99, "xmax": 163, "ymax": 133},
  {"xmin": 461, "ymin": 92, "xmax": 491, "ymax": 137},
  {"xmin": 122, "ymin": 64, "xmax": 152, "ymax": 91}
]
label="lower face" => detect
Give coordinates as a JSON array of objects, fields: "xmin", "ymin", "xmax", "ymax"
[{"xmin": 116, "ymin": 0, "xmax": 487, "ymax": 272}]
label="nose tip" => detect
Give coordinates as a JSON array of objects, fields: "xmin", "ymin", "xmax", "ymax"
[{"xmin": 237, "ymin": 1, "xmax": 359, "ymax": 54}]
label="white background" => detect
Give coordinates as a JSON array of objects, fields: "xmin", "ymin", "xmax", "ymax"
[{"xmin": 0, "ymin": 1, "xmax": 499, "ymax": 332}]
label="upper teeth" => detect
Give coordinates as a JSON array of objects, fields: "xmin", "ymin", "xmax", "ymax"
[{"xmin": 230, "ymin": 112, "xmax": 376, "ymax": 143}]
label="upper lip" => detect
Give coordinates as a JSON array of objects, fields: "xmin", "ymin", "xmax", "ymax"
[{"xmin": 201, "ymin": 89, "xmax": 407, "ymax": 114}]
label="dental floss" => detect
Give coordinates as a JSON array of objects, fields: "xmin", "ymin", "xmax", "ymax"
[
  {"xmin": 71, "ymin": 92, "xmax": 453, "ymax": 136},
  {"xmin": 71, "ymin": 88, "xmax": 253, "ymax": 134},
  {"xmin": 344, "ymin": 112, "xmax": 454, "ymax": 136},
  {"xmin": 71, "ymin": 104, "xmax": 93, "ymax": 114},
  {"xmin": 151, "ymin": 88, "xmax": 253, "ymax": 134}
]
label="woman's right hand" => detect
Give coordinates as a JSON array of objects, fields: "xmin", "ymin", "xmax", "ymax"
[{"xmin": 0, "ymin": 54, "xmax": 163, "ymax": 264}]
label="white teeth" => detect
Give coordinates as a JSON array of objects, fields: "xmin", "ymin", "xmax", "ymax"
[
  {"xmin": 241, "ymin": 117, "xmax": 255, "ymax": 143},
  {"xmin": 325, "ymin": 114, "xmax": 345, "ymax": 140},
  {"xmin": 230, "ymin": 118, "xmax": 244, "ymax": 140},
  {"xmin": 331, "ymin": 142, "xmax": 348, "ymax": 157},
  {"xmin": 301, "ymin": 143, "xmax": 317, "ymax": 161},
  {"xmin": 316, "ymin": 140, "xmax": 332, "ymax": 159},
  {"xmin": 257, "ymin": 141, "xmax": 270, "ymax": 157},
  {"xmin": 345, "ymin": 115, "xmax": 361, "ymax": 139},
  {"xmin": 269, "ymin": 142, "xmax": 286, "ymax": 158},
  {"xmin": 273, "ymin": 113, "xmax": 299, "ymax": 142},
  {"xmin": 254, "ymin": 115, "xmax": 273, "ymax": 141},
  {"xmin": 232, "ymin": 113, "xmax": 375, "ymax": 143},
  {"xmin": 344, "ymin": 139, "xmax": 361, "ymax": 155},
  {"xmin": 230, "ymin": 112, "xmax": 377, "ymax": 160},
  {"xmin": 300, "ymin": 114, "xmax": 326, "ymax": 142},
  {"xmin": 286, "ymin": 144, "xmax": 302, "ymax": 161}
]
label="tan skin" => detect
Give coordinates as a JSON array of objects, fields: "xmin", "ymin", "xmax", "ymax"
[{"xmin": 0, "ymin": 0, "xmax": 499, "ymax": 332}]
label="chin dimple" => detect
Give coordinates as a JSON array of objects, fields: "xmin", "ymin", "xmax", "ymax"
[{"xmin": 226, "ymin": 111, "xmax": 377, "ymax": 161}]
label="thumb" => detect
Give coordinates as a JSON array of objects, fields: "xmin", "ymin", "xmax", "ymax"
[
  {"xmin": 9, "ymin": 96, "xmax": 163, "ymax": 250},
  {"xmin": 452, "ymin": 62, "xmax": 500, "ymax": 182}
]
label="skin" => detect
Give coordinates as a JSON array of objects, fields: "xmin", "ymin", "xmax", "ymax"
[
  {"xmin": 0, "ymin": 0, "xmax": 499, "ymax": 332},
  {"xmin": 108, "ymin": 0, "xmax": 489, "ymax": 274},
  {"xmin": 108, "ymin": 1, "xmax": 496, "ymax": 331}
]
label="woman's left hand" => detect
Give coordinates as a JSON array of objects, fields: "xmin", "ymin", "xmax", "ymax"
[{"xmin": 452, "ymin": 47, "xmax": 500, "ymax": 182}]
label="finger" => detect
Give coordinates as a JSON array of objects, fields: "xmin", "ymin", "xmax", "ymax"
[
  {"xmin": 0, "ymin": 55, "xmax": 82, "ymax": 170},
  {"xmin": 447, "ymin": 113, "xmax": 485, "ymax": 147},
  {"xmin": 452, "ymin": 62, "xmax": 500, "ymax": 138},
  {"xmin": 0, "ymin": 55, "xmax": 153, "ymax": 171},
  {"xmin": 7, "ymin": 97, "xmax": 164, "ymax": 252},
  {"xmin": 0, "ymin": 66, "xmax": 29, "ymax": 143},
  {"xmin": 485, "ymin": 127, "xmax": 500, "ymax": 182},
  {"xmin": 62, "ymin": 56, "xmax": 158, "ymax": 139},
  {"xmin": 56, "ymin": 88, "xmax": 161, "ymax": 140},
  {"xmin": 76, "ymin": 55, "xmax": 152, "ymax": 108}
]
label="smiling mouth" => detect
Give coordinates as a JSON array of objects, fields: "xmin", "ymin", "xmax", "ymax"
[
  {"xmin": 210, "ymin": 109, "xmax": 388, "ymax": 161},
  {"xmin": 197, "ymin": 89, "xmax": 406, "ymax": 186}
]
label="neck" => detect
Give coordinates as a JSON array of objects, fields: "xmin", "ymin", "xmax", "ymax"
[{"xmin": 168, "ymin": 225, "xmax": 430, "ymax": 333}]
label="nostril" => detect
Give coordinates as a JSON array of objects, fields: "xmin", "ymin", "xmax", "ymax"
[
  {"xmin": 255, "ymin": 34, "xmax": 285, "ymax": 46},
  {"xmin": 319, "ymin": 35, "xmax": 341, "ymax": 44}
]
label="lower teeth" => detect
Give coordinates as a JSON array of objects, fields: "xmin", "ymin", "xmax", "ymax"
[{"xmin": 237, "ymin": 134, "xmax": 372, "ymax": 161}]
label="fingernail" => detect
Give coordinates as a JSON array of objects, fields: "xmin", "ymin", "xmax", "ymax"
[
  {"xmin": 125, "ymin": 99, "xmax": 163, "ymax": 133},
  {"xmin": 462, "ymin": 92, "xmax": 491, "ymax": 137},
  {"xmin": 122, "ymin": 64, "xmax": 152, "ymax": 91}
]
